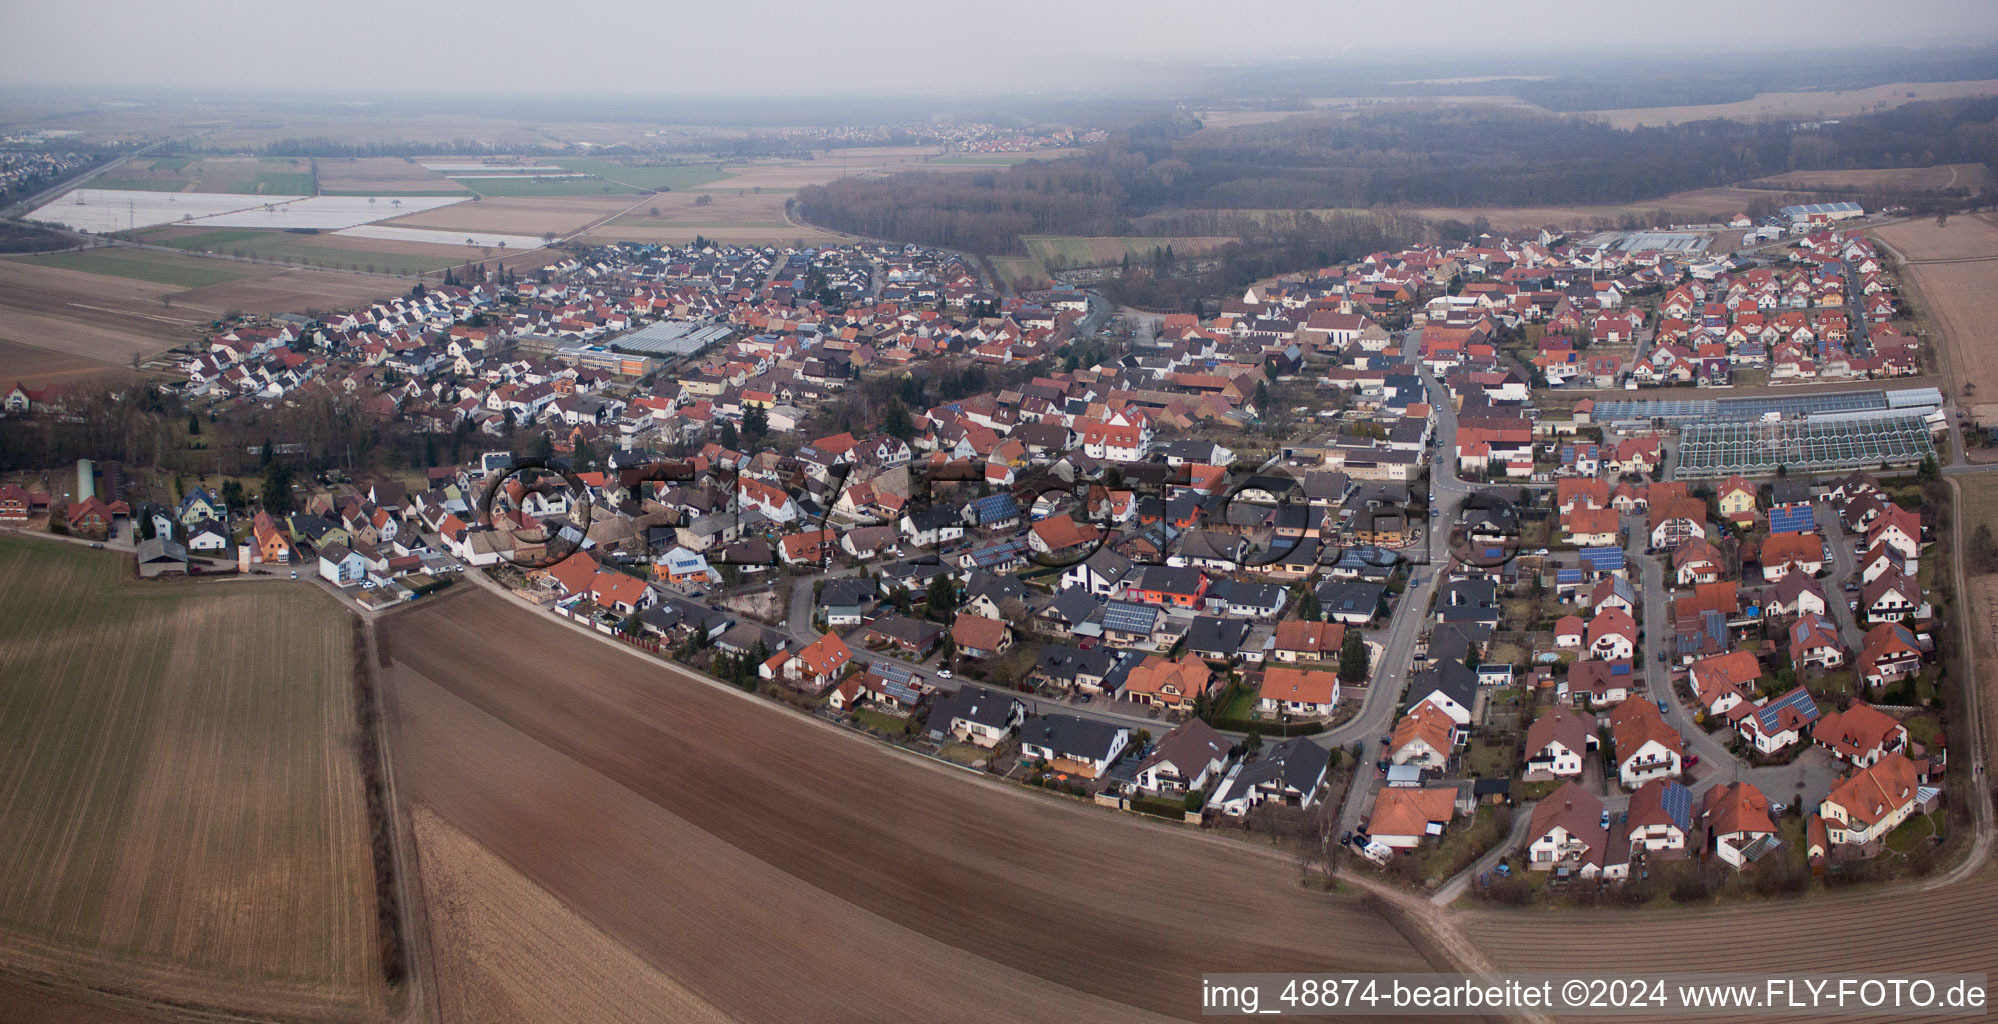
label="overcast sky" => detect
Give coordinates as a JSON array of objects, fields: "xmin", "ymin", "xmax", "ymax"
[{"xmin": 3, "ymin": 0, "xmax": 1994, "ymax": 97}]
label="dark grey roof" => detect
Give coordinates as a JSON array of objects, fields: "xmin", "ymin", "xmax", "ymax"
[
  {"xmin": 1020, "ymin": 713, "xmax": 1125, "ymax": 762},
  {"xmin": 931, "ymin": 684, "xmax": 1020, "ymax": 733},
  {"xmin": 1232, "ymin": 736, "xmax": 1330, "ymax": 795},
  {"xmin": 866, "ymin": 614, "xmax": 944, "ymax": 645},
  {"xmin": 1315, "ymin": 580, "xmax": 1385, "ymax": 619},
  {"xmin": 1137, "ymin": 564, "xmax": 1203, "ymax": 596},
  {"xmin": 965, "ymin": 574, "xmax": 1026, "ymax": 606},
  {"xmin": 1039, "ymin": 588, "xmax": 1103, "ymax": 626},
  {"xmin": 1207, "ymin": 578, "xmax": 1286, "ymax": 610},
  {"xmin": 1407, "ymin": 658, "xmax": 1480, "ymax": 712},
  {"xmin": 819, "ymin": 578, "xmax": 880, "ymax": 609},
  {"xmin": 1036, "ymin": 643, "xmax": 1118, "ymax": 683},
  {"xmin": 1186, "ymin": 616, "xmax": 1250, "ymax": 656}
]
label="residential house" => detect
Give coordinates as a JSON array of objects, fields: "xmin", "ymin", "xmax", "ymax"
[
  {"xmin": 1813, "ymin": 701, "xmax": 1909, "ymax": 767},
  {"xmin": 1122, "ymin": 653, "xmax": 1215, "ymax": 712},
  {"xmin": 1524, "ymin": 707, "xmax": 1597, "ymax": 780},
  {"xmin": 1366, "ymin": 787, "xmax": 1457, "ymax": 849},
  {"xmin": 1209, "ymin": 737, "xmax": 1332, "ymax": 816},
  {"xmin": 1703, "ymin": 781, "xmax": 1779, "ymax": 869},
  {"xmin": 1131, "ymin": 719, "xmax": 1232, "ymax": 795},
  {"xmin": 1609, "ymin": 699, "xmax": 1682, "ymax": 789},
  {"xmin": 1820, "ymin": 753, "xmax": 1924, "ymax": 848},
  {"xmin": 1019, "ymin": 714, "xmax": 1130, "ymax": 778},
  {"xmin": 1527, "ymin": 782, "xmax": 1609, "ymax": 875},
  {"xmin": 1259, "ymin": 666, "xmax": 1340, "ymax": 718},
  {"xmin": 925, "ymin": 684, "xmax": 1024, "ymax": 747}
]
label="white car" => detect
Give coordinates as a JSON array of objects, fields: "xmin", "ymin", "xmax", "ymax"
[{"xmin": 936, "ymin": 669, "xmax": 953, "ymax": 679}]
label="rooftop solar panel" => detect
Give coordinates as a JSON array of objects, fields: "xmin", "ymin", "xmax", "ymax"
[
  {"xmin": 1769, "ymin": 505, "xmax": 1816, "ymax": 534},
  {"xmin": 1102, "ymin": 601, "xmax": 1158, "ymax": 632}
]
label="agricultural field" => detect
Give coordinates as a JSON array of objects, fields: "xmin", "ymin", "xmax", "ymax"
[
  {"xmin": 0, "ymin": 538, "xmax": 382, "ymax": 1020},
  {"xmin": 135, "ymin": 226, "xmax": 494, "ymax": 276},
  {"xmin": 1872, "ymin": 216, "xmax": 1998, "ymax": 419},
  {"xmin": 313, "ymin": 157, "xmax": 472, "ymax": 196},
  {"xmin": 0, "ymin": 258, "xmax": 207, "ymax": 369},
  {"xmin": 17, "ymin": 248, "xmax": 252, "ymax": 289},
  {"xmin": 413, "ymin": 808, "xmax": 733, "ymax": 1024},
  {"xmin": 1753, "ymin": 163, "xmax": 1991, "ymax": 193},
  {"xmin": 584, "ymin": 191, "xmax": 844, "ymax": 247},
  {"xmin": 1023, "ymin": 235, "xmax": 1237, "ymax": 269},
  {"xmin": 989, "ymin": 256, "xmax": 1052, "ymax": 290},
  {"xmin": 549, "ymin": 158, "xmax": 735, "ymax": 191},
  {"xmin": 1587, "ymin": 78, "xmax": 1998, "ymax": 129},
  {"xmin": 382, "ymin": 195, "xmax": 642, "ymax": 238},
  {"xmin": 87, "ymin": 156, "xmax": 314, "ymax": 196},
  {"xmin": 382, "ymin": 586, "xmax": 1438, "ymax": 1024},
  {"xmin": 453, "ymin": 176, "xmax": 645, "ymax": 198},
  {"xmin": 925, "ymin": 150, "xmax": 1084, "ymax": 165},
  {"xmin": 0, "ymin": 337, "xmax": 136, "ymax": 391}
]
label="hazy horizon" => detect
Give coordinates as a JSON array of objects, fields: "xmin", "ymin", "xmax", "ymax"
[{"xmin": 5, "ymin": 0, "xmax": 1996, "ymax": 99}]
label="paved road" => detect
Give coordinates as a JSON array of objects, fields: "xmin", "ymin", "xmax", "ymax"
[
  {"xmin": 1814, "ymin": 502, "xmax": 1868, "ymax": 649},
  {"xmin": 1331, "ymin": 338, "xmax": 1468, "ymax": 837},
  {"xmin": 1626, "ymin": 514, "xmax": 1841, "ymax": 808}
]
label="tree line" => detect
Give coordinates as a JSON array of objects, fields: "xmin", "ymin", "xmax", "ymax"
[{"xmin": 796, "ymin": 98, "xmax": 1998, "ymax": 262}]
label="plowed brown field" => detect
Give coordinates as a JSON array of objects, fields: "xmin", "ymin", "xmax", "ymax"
[
  {"xmin": 1873, "ymin": 216, "xmax": 1998, "ymax": 417},
  {"xmin": 382, "ymin": 586, "xmax": 1437, "ymax": 1023}
]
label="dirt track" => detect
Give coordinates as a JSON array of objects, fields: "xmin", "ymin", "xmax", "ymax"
[{"xmin": 382, "ymin": 587, "xmax": 1436, "ymax": 1023}]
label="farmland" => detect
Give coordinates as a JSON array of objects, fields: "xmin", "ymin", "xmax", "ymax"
[
  {"xmin": 382, "ymin": 586, "xmax": 1438, "ymax": 1023},
  {"xmin": 1587, "ymin": 78, "xmax": 1998, "ymax": 129},
  {"xmin": 0, "ymin": 258, "xmax": 206, "ymax": 368},
  {"xmin": 135, "ymin": 227, "xmax": 493, "ymax": 276},
  {"xmin": 1753, "ymin": 163, "xmax": 1991, "ymax": 193},
  {"xmin": 0, "ymin": 337, "xmax": 136, "ymax": 391},
  {"xmin": 584, "ymin": 191, "xmax": 845, "ymax": 247},
  {"xmin": 313, "ymin": 157, "xmax": 472, "ymax": 196},
  {"xmin": 413, "ymin": 808, "xmax": 733, "ymax": 1024},
  {"xmin": 1872, "ymin": 216, "xmax": 1998, "ymax": 419},
  {"xmin": 88, "ymin": 156, "xmax": 314, "ymax": 196},
  {"xmin": 0, "ymin": 253, "xmax": 418, "ymax": 376},
  {"xmin": 0, "ymin": 538, "xmax": 382, "ymax": 1020},
  {"xmin": 548, "ymin": 159, "xmax": 735, "ymax": 191},
  {"xmin": 17, "ymin": 248, "xmax": 252, "ymax": 289},
  {"xmin": 453, "ymin": 176, "xmax": 645, "ymax": 198},
  {"xmin": 382, "ymin": 195, "xmax": 643, "ymax": 238}
]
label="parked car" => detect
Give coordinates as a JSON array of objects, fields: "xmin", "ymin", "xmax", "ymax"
[
  {"xmin": 936, "ymin": 669, "xmax": 953, "ymax": 679},
  {"xmin": 88, "ymin": 542, "xmax": 104, "ymax": 549}
]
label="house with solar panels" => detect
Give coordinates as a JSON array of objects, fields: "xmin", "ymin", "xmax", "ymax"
[
  {"xmin": 1766, "ymin": 503, "xmax": 1816, "ymax": 535},
  {"xmin": 1624, "ymin": 779, "xmax": 1693, "ymax": 856},
  {"xmin": 1735, "ymin": 685, "xmax": 1822, "ymax": 755}
]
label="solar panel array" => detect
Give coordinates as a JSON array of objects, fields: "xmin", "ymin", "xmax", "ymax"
[
  {"xmin": 1660, "ymin": 782, "xmax": 1693, "ymax": 832},
  {"xmin": 1768, "ymin": 504, "xmax": 1817, "ymax": 534},
  {"xmin": 1677, "ymin": 414, "xmax": 1935, "ymax": 478},
  {"xmin": 1579, "ymin": 547, "xmax": 1624, "ymax": 572},
  {"xmin": 1755, "ymin": 687, "xmax": 1822, "ymax": 733},
  {"xmin": 1102, "ymin": 600, "xmax": 1159, "ymax": 633}
]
